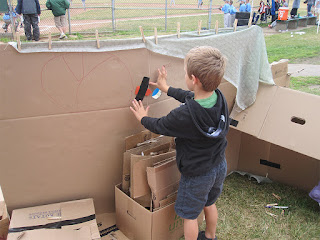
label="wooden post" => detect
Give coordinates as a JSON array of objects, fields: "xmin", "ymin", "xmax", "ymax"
[
  {"xmin": 154, "ymin": 27, "xmax": 158, "ymax": 44},
  {"xmin": 197, "ymin": 20, "xmax": 201, "ymax": 35},
  {"xmin": 215, "ymin": 20, "xmax": 219, "ymax": 34},
  {"xmin": 48, "ymin": 32, "xmax": 52, "ymax": 50},
  {"xmin": 177, "ymin": 22, "xmax": 180, "ymax": 38},
  {"xmin": 95, "ymin": 29, "xmax": 100, "ymax": 49},
  {"xmin": 233, "ymin": 19, "xmax": 238, "ymax": 32},
  {"xmin": 139, "ymin": 26, "xmax": 146, "ymax": 43},
  {"xmin": 248, "ymin": 14, "xmax": 253, "ymax": 27},
  {"xmin": 17, "ymin": 33, "xmax": 21, "ymax": 51}
]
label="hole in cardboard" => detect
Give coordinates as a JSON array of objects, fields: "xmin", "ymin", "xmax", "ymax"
[
  {"xmin": 291, "ymin": 117, "xmax": 306, "ymax": 125},
  {"xmin": 260, "ymin": 159, "xmax": 281, "ymax": 169}
]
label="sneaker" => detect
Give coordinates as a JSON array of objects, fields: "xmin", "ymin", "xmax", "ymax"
[
  {"xmin": 197, "ymin": 231, "xmax": 217, "ymax": 240},
  {"xmin": 59, "ymin": 33, "xmax": 66, "ymax": 39}
]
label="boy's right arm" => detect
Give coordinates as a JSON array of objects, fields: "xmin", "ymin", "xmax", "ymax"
[{"xmin": 150, "ymin": 66, "xmax": 193, "ymax": 103}]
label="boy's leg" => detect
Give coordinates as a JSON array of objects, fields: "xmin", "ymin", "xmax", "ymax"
[
  {"xmin": 184, "ymin": 218, "xmax": 198, "ymax": 240},
  {"xmin": 203, "ymin": 204, "xmax": 218, "ymax": 239}
]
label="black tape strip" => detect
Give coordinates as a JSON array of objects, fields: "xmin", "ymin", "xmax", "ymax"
[
  {"xmin": 260, "ymin": 159, "xmax": 281, "ymax": 169},
  {"xmin": 9, "ymin": 214, "xmax": 96, "ymax": 233},
  {"xmin": 100, "ymin": 224, "xmax": 119, "ymax": 237},
  {"xmin": 135, "ymin": 77, "xmax": 150, "ymax": 101},
  {"xmin": 229, "ymin": 118, "xmax": 238, "ymax": 127}
]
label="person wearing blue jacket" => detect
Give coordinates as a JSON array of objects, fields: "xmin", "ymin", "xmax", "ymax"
[
  {"xmin": 245, "ymin": 0, "xmax": 252, "ymax": 12},
  {"xmin": 16, "ymin": 0, "xmax": 41, "ymax": 41},
  {"xmin": 239, "ymin": 0, "xmax": 247, "ymax": 11},
  {"xmin": 229, "ymin": 0, "xmax": 237, "ymax": 26},
  {"xmin": 221, "ymin": 0, "xmax": 231, "ymax": 27}
]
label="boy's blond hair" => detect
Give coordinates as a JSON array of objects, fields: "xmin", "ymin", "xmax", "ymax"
[{"xmin": 185, "ymin": 46, "xmax": 226, "ymax": 92}]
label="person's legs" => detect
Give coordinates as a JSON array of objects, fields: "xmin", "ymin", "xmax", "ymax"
[
  {"xmin": 203, "ymin": 204, "xmax": 218, "ymax": 239},
  {"xmin": 23, "ymin": 14, "xmax": 32, "ymax": 40},
  {"xmin": 184, "ymin": 218, "xmax": 198, "ymax": 240},
  {"xmin": 30, "ymin": 14, "xmax": 40, "ymax": 41}
]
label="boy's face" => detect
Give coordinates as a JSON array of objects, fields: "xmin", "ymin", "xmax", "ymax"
[{"xmin": 184, "ymin": 65, "xmax": 194, "ymax": 91}]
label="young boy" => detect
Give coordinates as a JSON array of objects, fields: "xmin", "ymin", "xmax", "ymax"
[{"xmin": 130, "ymin": 46, "xmax": 230, "ymax": 240}]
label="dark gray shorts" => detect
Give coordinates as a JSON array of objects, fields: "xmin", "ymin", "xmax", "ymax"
[{"xmin": 175, "ymin": 159, "xmax": 227, "ymax": 220}]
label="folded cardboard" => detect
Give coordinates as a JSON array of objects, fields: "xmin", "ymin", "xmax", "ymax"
[
  {"xmin": 0, "ymin": 186, "xmax": 9, "ymax": 240},
  {"xmin": 147, "ymin": 157, "xmax": 180, "ymax": 209},
  {"xmin": 131, "ymin": 151, "xmax": 176, "ymax": 199},
  {"xmin": 7, "ymin": 198, "xmax": 100, "ymax": 240},
  {"xmin": 270, "ymin": 59, "xmax": 290, "ymax": 87},
  {"xmin": 122, "ymin": 133, "xmax": 173, "ymax": 194},
  {"xmin": 96, "ymin": 213, "xmax": 129, "ymax": 240},
  {"xmin": 115, "ymin": 184, "xmax": 203, "ymax": 240},
  {"xmin": 228, "ymin": 83, "xmax": 320, "ymax": 191}
]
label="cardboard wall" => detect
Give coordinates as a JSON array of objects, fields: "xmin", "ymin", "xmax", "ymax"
[
  {"xmin": 0, "ymin": 46, "xmax": 185, "ymax": 213},
  {"xmin": 0, "ymin": 44, "xmax": 237, "ymax": 214}
]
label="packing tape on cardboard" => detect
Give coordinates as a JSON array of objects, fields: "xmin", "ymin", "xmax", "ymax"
[
  {"xmin": 99, "ymin": 224, "xmax": 119, "ymax": 237},
  {"xmin": 8, "ymin": 214, "xmax": 96, "ymax": 233}
]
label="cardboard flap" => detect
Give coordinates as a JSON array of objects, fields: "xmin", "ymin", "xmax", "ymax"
[
  {"xmin": 131, "ymin": 151, "xmax": 176, "ymax": 198},
  {"xmin": 259, "ymin": 87, "xmax": 320, "ymax": 160},
  {"xmin": 60, "ymin": 198, "xmax": 95, "ymax": 220},
  {"xmin": 231, "ymin": 83, "xmax": 278, "ymax": 138},
  {"xmin": 9, "ymin": 199, "xmax": 100, "ymax": 240},
  {"xmin": 146, "ymin": 158, "xmax": 180, "ymax": 209},
  {"xmin": 7, "ymin": 227, "xmax": 92, "ymax": 240}
]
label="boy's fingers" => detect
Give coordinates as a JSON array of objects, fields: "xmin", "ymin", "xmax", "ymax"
[{"xmin": 149, "ymin": 82, "xmax": 157, "ymax": 86}]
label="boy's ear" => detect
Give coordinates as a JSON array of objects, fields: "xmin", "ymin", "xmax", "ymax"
[{"xmin": 191, "ymin": 75, "xmax": 200, "ymax": 85}]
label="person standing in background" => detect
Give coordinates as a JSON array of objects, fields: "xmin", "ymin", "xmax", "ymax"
[
  {"xmin": 16, "ymin": 0, "xmax": 41, "ymax": 41},
  {"xmin": 239, "ymin": 0, "xmax": 247, "ymax": 12},
  {"xmin": 290, "ymin": 0, "xmax": 300, "ymax": 17},
  {"xmin": 46, "ymin": 0, "xmax": 70, "ymax": 39},
  {"xmin": 229, "ymin": 0, "xmax": 237, "ymax": 26},
  {"xmin": 245, "ymin": 0, "xmax": 252, "ymax": 12},
  {"xmin": 220, "ymin": 0, "xmax": 231, "ymax": 27}
]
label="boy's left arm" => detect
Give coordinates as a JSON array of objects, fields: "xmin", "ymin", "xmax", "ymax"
[{"xmin": 130, "ymin": 99, "xmax": 190, "ymax": 138}]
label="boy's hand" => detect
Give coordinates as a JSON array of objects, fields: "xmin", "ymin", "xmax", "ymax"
[
  {"xmin": 130, "ymin": 99, "xmax": 150, "ymax": 122},
  {"xmin": 150, "ymin": 66, "xmax": 169, "ymax": 94}
]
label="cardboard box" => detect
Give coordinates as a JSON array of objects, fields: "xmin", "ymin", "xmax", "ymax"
[
  {"xmin": 228, "ymin": 83, "xmax": 320, "ymax": 191},
  {"xmin": 96, "ymin": 213, "xmax": 129, "ymax": 240},
  {"xmin": 115, "ymin": 185, "xmax": 203, "ymax": 240},
  {"xmin": 270, "ymin": 59, "xmax": 290, "ymax": 87},
  {"xmin": 0, "ymin": 186, "xmax": 9, "ymax": 240},
  {"xmin": 7, "ymin": 198, "xmax": 101, "ymax": 240}
]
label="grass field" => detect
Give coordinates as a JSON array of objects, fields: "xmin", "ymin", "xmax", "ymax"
[{"xmin": 192, "ymin": 173, "xmax": 320, "ymax": 240}]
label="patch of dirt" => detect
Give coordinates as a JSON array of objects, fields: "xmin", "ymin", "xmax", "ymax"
[
  {"xmin": 290, "ymin": 55, "xmax": 320, "ymax": 65},
  {"xmin": 308, "ymin": 85, "xmax": 320, "ymax": 90}
]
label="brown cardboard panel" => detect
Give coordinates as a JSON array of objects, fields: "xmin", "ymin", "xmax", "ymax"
[
  {"xmin": 96, "ymin": 213, "xmax": 129, "ymax": 240},
  {"xmin": 273, "ymin": 74, "xmax": 290, "ymax": 88},
  {"xmin": 219, "ymin": 81, "xmax": 237, "ymax": 113},
  {"xmin": 115, "ymin": 185, "xmax": 152, "ymax": 240},
  {"xmin": 147, "ymin": 51, "xmax": 185, "ymax": 101},
  {"xmin": 0, "ymin": 108, "xmax": 146, "ymax": 214},
  {"xmin": 268, "ymin": 145, "xmax": 319, "ymax": 191},
  {"xmin": 259, "ymin": 87, "xmax": 320, "ymax": 160},
  {"xmin": 0, "ymin": 47, "xmax": 150, "ymax": 120},
  {"xmin": 225, "ymin": 128, "xmax": 241, "ymax": 174},
  {"xmin": 8, "ymin": 227, "xmax": 92, "ymax": 240},
  {"xmin": 8, "ymin": 199, "xmax": 100, "ymax": 240},
  {"xmin": 122, "ymin": 136, "xmax": 173, "ymax": 194},
  {"xmin": 131, "ymin": 151, "xmax": 176, "ymax": 198},
  {"xmin": 270, "ymin": 59, "xmax": 288, "ymax": 79},
  {"xmin": 0, "ymin": 186, "xmax": 9, "ymax": 240},
  {"xmin": 231, "ymin": 83, "xmax": 278, "ymax": 137},
  {"xmin": 237, "ymin": 133, "xmax": 271, "ymax": 177}
]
